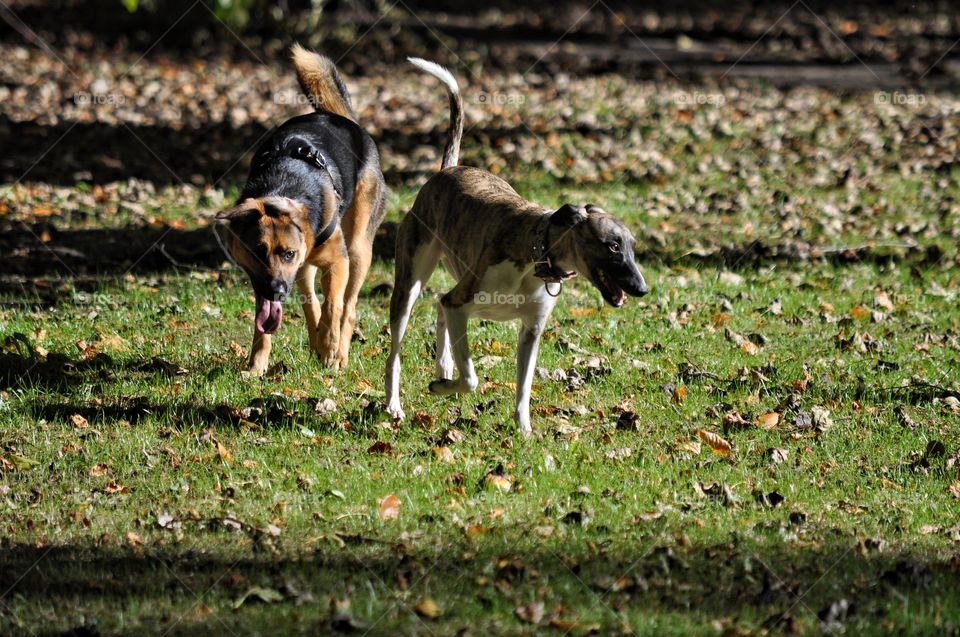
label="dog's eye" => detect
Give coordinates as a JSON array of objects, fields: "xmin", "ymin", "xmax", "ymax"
[
  {"xmin": 282, "ymin": 250, "xmax": 296, "ymax": 262},
  {"xmin": 607, "ymin": 241, "xmax": 621, "ymax": 253}
]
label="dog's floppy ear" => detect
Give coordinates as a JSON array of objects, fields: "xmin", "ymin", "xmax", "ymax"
[
  {"xmin": 216, "ymin": 198, "xmax": 263, "ymax": 221},
  {"xmin": 550, "ymin": 203, "xmax": 588, "ymax": 228}
]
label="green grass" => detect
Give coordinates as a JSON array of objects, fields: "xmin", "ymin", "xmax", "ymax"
[
  {"xmin": 2, "ymin": 192, "xmax": 960, "ymax": 635},
  {"xmin": 3, "ymin": 90, "xmax": 960, "ymax": 633}
]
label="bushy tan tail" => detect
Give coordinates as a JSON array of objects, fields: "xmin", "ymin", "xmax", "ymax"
[
  {"xmin": 408, "ymin": 57, "xmax": 463, "ymax": 169},
  {"xmin": 291, "ymin": 43, "xmax": 356, "ymax": 122}
]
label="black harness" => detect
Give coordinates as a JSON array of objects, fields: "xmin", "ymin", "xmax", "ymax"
[
  {"xmin": 531, "ymin": 211, "xmax": 577, "ymax": 296},
  {"xmin": 253, "ymin": 136, "xmax": 346, "ymax": 246}
]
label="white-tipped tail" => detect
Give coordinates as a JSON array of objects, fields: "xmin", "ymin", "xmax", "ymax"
[
  {"xmin": 408, "ymin": 57, "xmax": 463, "ymax": 170},
  {"xmin": 408, "ymin": 57, "xmax": 459, "ymax": 94}
]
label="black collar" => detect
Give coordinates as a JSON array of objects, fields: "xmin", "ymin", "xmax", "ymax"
[
  {"xmin": 255, "ymin": 137, "xmax": 345, "ymax": 246},
  {"xmin": 532, "ymin": 211, "xmax": 577, "ymax": 283}
]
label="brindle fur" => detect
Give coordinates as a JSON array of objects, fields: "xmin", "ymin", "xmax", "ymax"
[
  {"xmin": 386, "ymin": 59, "xmax": 648, "ymax": 433},
  {"xmin": 217, "ymin": 46, "xmax": 386, "ymax": 375}
]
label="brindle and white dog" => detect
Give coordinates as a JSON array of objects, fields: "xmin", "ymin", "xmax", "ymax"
[{"xmin": 385, "ymin": 59, "xmax": 648, "ymax": 434}]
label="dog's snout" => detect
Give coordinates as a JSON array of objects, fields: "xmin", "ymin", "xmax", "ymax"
[{"xmin": 271, "ymin": 279, "xmax": 290, "ymax": 300}]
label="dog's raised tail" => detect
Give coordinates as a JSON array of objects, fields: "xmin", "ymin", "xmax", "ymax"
[
  {"xmin": 291, "ymin": 43, "xmax": 356, "ymax": 122},
  {"xmin": 408, "ymin": 57, "xmax": 463, "ymax": 170}
]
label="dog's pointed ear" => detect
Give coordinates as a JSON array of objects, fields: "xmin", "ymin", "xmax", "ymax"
[
  {"xmin": 216, "ymin": 198, "xmax": 263, "ymax": 221},
  {"xmin": 551, "ymin": 203, "xmax": 588, "ymax": 228},
  {"xmin": 260, "ymin": 196, "xmax": 309, "ymax": 222}
]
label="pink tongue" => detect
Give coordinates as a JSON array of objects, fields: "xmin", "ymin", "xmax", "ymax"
[{"xmin": 255, "ymin": 297, "xmax": 283, "ymax": 334}]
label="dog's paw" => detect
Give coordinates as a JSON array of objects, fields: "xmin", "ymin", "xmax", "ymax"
[
  {"xmin": 385, "ymin": 401, "xmax": 405, "ymax": 421},
  {"xmin": 317, "ymin": 352, "xmax": 342, "ymax": 371},
  {"xmin": 241, "ymin": 364, "xmax": 267, "ymax": 379}
]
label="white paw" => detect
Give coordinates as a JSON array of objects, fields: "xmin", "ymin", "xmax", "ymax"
[
  {"xmin": 386, "ymin": 401, "xmax": 405, "ymax": 421},
  {"xmin": 514, "ymin": 411, "xmax": 533, "ymax": 436}
]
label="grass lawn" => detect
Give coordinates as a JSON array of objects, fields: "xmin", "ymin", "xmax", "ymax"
[{"xmin": 3, "ymin": 108, "xmax": 960, "ymax": 634}]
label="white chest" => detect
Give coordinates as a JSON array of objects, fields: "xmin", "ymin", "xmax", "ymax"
[{"xmin": 469, "ymin": 261, "xmax": 558, "ymax": 321}]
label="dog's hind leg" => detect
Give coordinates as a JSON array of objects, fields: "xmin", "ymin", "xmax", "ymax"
[
  {"xmin": 386, "ymin": 237, "xmax": 442, "ymax": 420},
  {"xmin": 337, "ymin": 170, "xmax": 385, "ymax": 368},
  {"xmin": 335, "ymin": 241, "xmax": 371, "ymax": 369},
  {"xmin": 297, "ymin": 264, "xmax": 322, "ymax": 355},
  {"xmin": 428, "ymin": 277, "xmax": 480, "ymax": 397},
  {"xmin": 435, "ymin": 299, "xmax": 454, "ymax": 380}
]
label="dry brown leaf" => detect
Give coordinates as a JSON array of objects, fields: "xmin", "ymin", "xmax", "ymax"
[
  {"xmin": 432, "ymin": 446, "xmax": 455, "ymax": 463},
  {"xmin": 514, "ymin": 601, "xmax": 545, "ymax": 624},
  {"xmin": 105, "ymin": 481, "xmax": 129, "ymax": 495},
  {"xmin": 874, "ymin": 290, "xmax": 894, "ymax": 311},
  {"xmin": 367, "ymin": 440, "xmax": 393, "ymax": 455},
  {"xmin": 414, "ymin": 597, "xmax": 441, "ymax": 619},
  {"xmin": 756, "ymin": 412, "xmax": 780, "ymax": 429},
  {"xmin": 89, "ymin": 463, "xmax": 109, "ymax": 477},
  {"xmin": 70, "ymin": 413, "xmax": 89, "ymax": 429},
  {"xmin": 697, "ymin": 430, "xmax": 732, "ymax": 456},
  {"xmin": 711, "ymin": 312, "xmax": 732, "ymax": 328},
  {"xmin": 378, "ymin": 494, "xmax": 401, "ymax": 521},
  {"xmin": 484, "ymin": 471, "xmax": 513, "ymax": 493},
  {"xmin": 215, "ymin": 441, "xmax": 233, "ymax": 465}
]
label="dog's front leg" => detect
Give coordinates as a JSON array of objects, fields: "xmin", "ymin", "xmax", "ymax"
[
  {"xmin": 297, "ymin": 264, "xmax": 322, "ymax": 355},
  {"xmin": 428, "ymin": 294, "xmax": 478, "ymax": 396},
  {"xmin": 248, "ymin": 329, "xmax": 272, "ymax": 376},
  {"xmin": 317, "ymin": 255, "xmax": 348, "ymax": 369},
  {"xmin": 514, "ymin": 320, "xmax": 546, "ymax": 435}
]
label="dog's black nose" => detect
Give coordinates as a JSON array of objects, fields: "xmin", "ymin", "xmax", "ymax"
[{"xmin": 271, "ymin": 280, "xmax": 289, "ymax": 300}]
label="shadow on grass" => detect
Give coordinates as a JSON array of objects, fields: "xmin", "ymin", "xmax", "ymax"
[
  {"xmin": 0, "ymin": 537, "xmax": 957, "ymax": 636},
  {"xmin": 0, "ymin": 220, "xmax": 399, "ymax": 281}
]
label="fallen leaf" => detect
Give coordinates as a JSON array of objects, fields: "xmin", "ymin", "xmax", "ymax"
[
  {"xmin": 216, "ymin": 441, "xmax": 233, "ymax": 465},
  {"xmin": 378, "ymin": 494, "xmax": 401, "ymax": 521},
  {"xmin": 514, "ymin": 601, "xmax": 545, "ymax": 624},
  {"xmin": 105, "ymin": 481, "xmax": 129, "ymax": 495},
  {"xmin": 233, "ymin": 586, "xmax": 284, "ymax": 609},
  {"xmin": 432, "ymin": 446, "xmax": 455, "ymax": 463},
  {"xmin": 70, "ymin": 413, "xmax": 89, "ymax": 429},
  {"xmin": 756, "ymin": 412, "xmax": 780, "ymax": 429},
  {"xmin": 414, "ymin": 597, "xmax": 442, "ymax": 619},
  {"xmin": 697, "ymin": 430, "xmax": 732, "ymax": 456},
  {"xmin": 672, "ymin": 386, "xmax": 687, "ymax": 404},
  {"xmin": 874, "ymin": 290, "xmax": 894, "ymax": 311},
  {"xmin": 769, "ymin": 448, "xmax": 789, "ymax": 464},
  {"xmin": 483, "ymin": 466, "xmax": 513, "ymax": 492},
  {"xmin": 89, "ymin": 463, "xmax": 109, "ymax": 477},
  {"xmin": 7, "ymin": 454, "xmax": 39, "ymax": 471},
  {"xmin": 367, "ymin": 440, "xmax": 393, "ymax": 454}
]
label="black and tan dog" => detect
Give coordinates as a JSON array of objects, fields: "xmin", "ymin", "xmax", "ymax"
[
  {"xmin": 217, "ymin": 45, "xmax": 386, "ymax": 374},
  {"xmin": 385, "ymin": 59, "xmax": 648, "ymax": 433}
]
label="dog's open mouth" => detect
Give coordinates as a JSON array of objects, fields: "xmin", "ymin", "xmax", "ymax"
[
  {"xmin": 255, "ymin": 295, "xmax": 284, "ymax": 334},
  {"xmin": 594, "ymin": 268, "xmax": 626, "ymax": 307}
]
